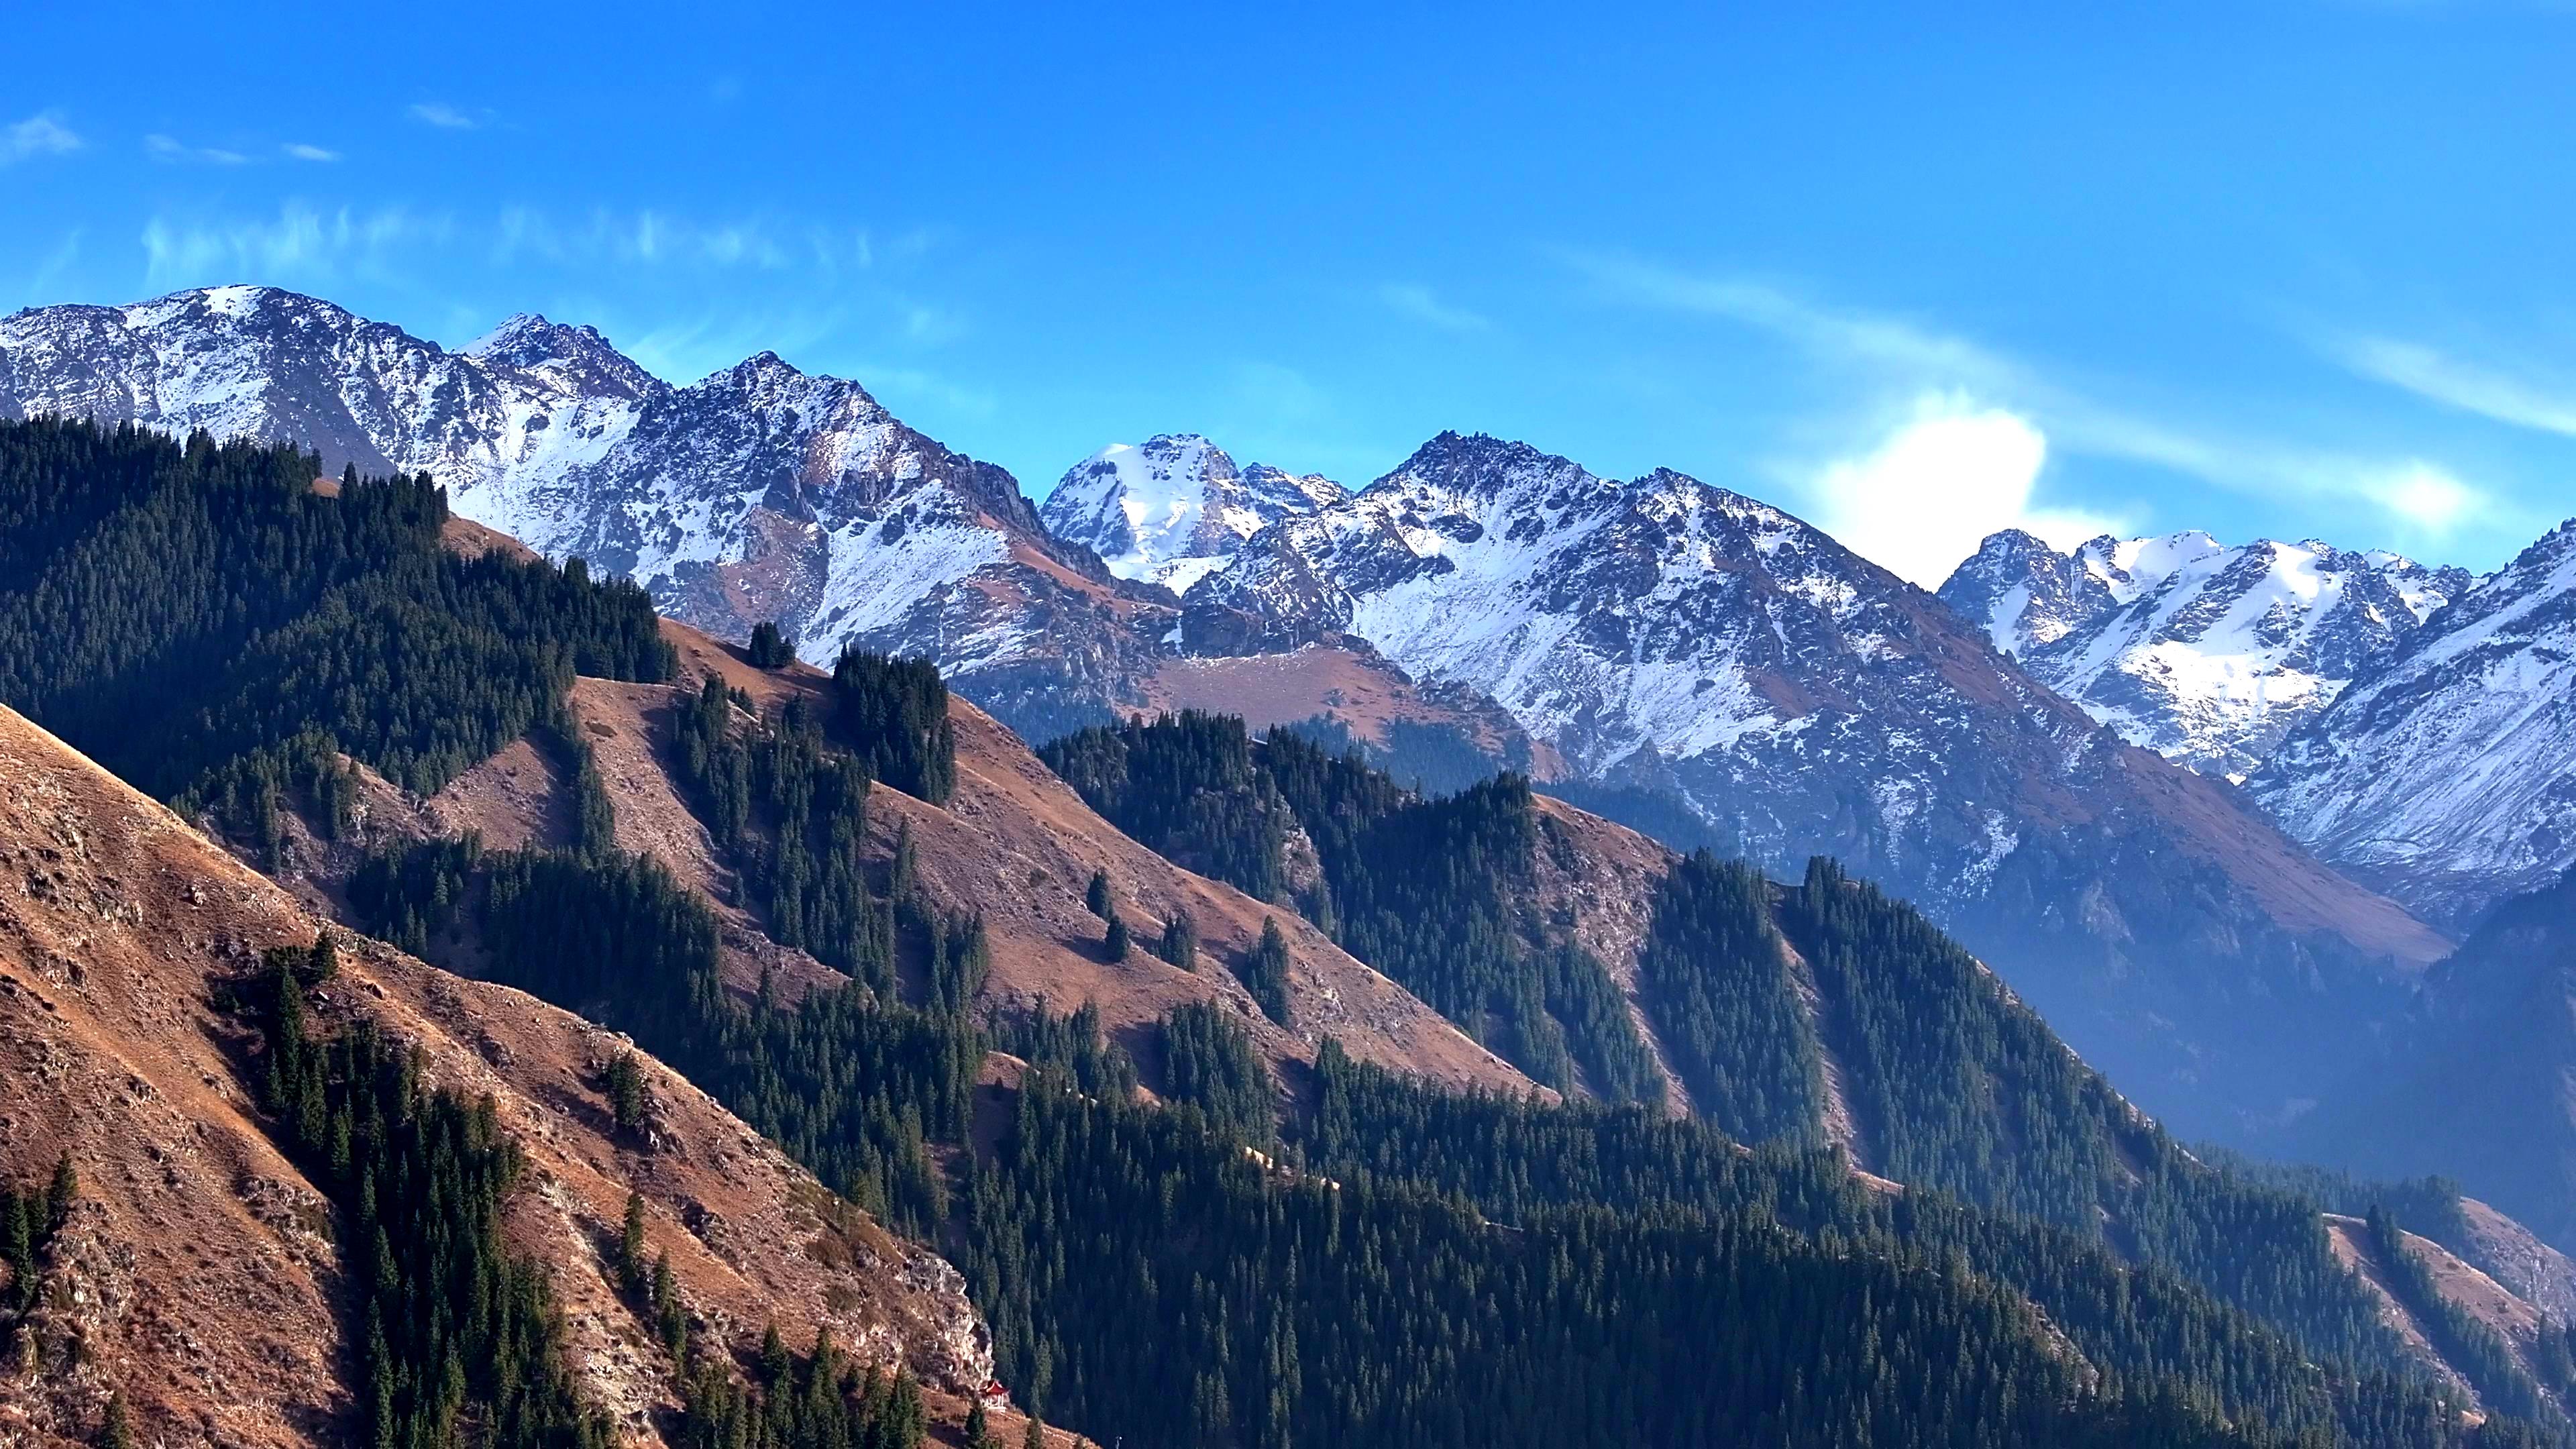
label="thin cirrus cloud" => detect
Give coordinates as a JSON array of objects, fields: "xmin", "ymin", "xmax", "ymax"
[
  {"xmin": 142, "ymin": 204, "xmax": 453, "ymax": 288},
  {"xmin": 141, "ymin": 203, "xmax": 885, "ymax": 287},
  {"xmin": 1562, "ymin": 250, "xmax": 2497, "ymax": 551},
  {"xmin": 282, "ymin": 142, "xmax": 340, "ymax": 162},
  {"xmin": 5, "ymin": 111, "xmax": 83, "ymax": 164},
  {"xmin": 408, "ymin": 102, "xmax": 482, "ymax": 130},
  {"xmin": 492, "ymin": 207, "xmax": 879, "ymax": 273},
  {"xmin": 1379, "ymin": 283, "xmax": 1491, "ymax": 332},
  {"xmin": 2330, "ymin": 334, "xmax": 2576, "ymax": 438},
  {"xmin": 146, "ymin": 134, "xmax": 250, "ymax": 166}
]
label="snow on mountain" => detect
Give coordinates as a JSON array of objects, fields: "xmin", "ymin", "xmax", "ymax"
[
  {"xmin": 1187, "ymin": 431, "xmax": 2449, "ymax": 1132},
  {"xmin": 0, "ymin": 286, "xmax": 1171, "ymax": 739},
  {"xmin": 1938, "ymin": 529, "xmax": 2470, "ymax": 777},
  {"xmin": 1039, "ymin": 433, "xmax": 1344, "ymax": 590},
  {"xmin": 2251, "ymin": 517, "xmax": 2576, "ymax": 930}
]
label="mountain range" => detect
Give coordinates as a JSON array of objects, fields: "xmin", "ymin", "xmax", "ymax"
[
  {"xmin": 10, "ymin": 287, "xmax": 2576, "ymax": 1141},
  {"xmin": 5, "ymin": 388, "xmax": 2576, "ymax": 1446}
]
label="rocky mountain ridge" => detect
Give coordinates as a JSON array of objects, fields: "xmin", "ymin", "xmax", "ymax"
[
  {"xmin": 2251, "ymin": 519, "xmax": 2576, "ymax": 930},
  {"xmin": 0, "ymin": 285, "xmax": 1170, "ymax": 743},
  {"xmin": 1937, "ymin": 528, "xmax": 2469, "ymax": 779}
]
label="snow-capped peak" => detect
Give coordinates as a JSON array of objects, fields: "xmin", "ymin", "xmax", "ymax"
[
  {"xmin": 1040, "ymin": 432, "xmax": 1342, "ymax": 593},
  {"xmin": 2252, "ymin": 516, "xmax": 2576, "ymax": 928},
  {"xmin": 1938, "ymin": 527, "xmax": 2471, "ymax": 776}
]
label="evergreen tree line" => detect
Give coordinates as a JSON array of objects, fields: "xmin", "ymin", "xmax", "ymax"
[
  {"xmin": 674, "ymin": 1326, "xmax": 932, "ymax": 1449},
  {"xmin": 987, "ymin": 999, "xmax": 1142, "ymax": 1102},
  {"xmin": 1157, "ymin": 1002, "xmax": 1275, "ymax": 1146},
  {"xmin": 672, "ymin": 677, "xmax": 897, "ymax": 992},
  {"xmin": 830, "ymin": 649, "xmax": 955, "ymax": 805},
  {"xmin": 248, "ymin": 961, "xmax": 612, "ymax": 1449},
  {"xmin": 1042, "ymin": 715, "xmax": 1659, "ymax": 1103},
  {"xmin": 1301, "ymin": 1042, "xmax": 2553, "ymax": 1448},
  {"xmin": 348, "ymin": 837, "xmax": 979, "ymax": 1236},
  {"xmin": 344, "ymin": 818, "xmax": 2568, "ymax": 1448},
  {"xmin": 1635, "ymin": 849, "xmax": 1824, "ymax": 1145},
  {"xmin": 251, "ymin": 931, "xmax": 956, "ymax": 1449},
  {"xmin": 0, "ymin": 1154, "xmax": 76, "ymax": 1313},
  {"xmin": 2364, "ymin": 1207, "xmax": 2571, "ymax": 1427},
  {"xmin": 957, "ymin": 1075, "xmax": 2308, "ymax": 1449},
  {"xmin": 0, "ymin": 417, "xmax": 673, "ymax": 827},
  {"xmin": 1033, "ymin": 709, "xmax": 2559, "ymax": 1428}
]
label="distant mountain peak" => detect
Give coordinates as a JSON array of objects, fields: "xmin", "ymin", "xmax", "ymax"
[
  {"xmin": 1938, "ymin": 527, "xmax": 2468, "ymax": 776},
  {"xmin": 1040, "ymin": 431, "xmax": 1341, "ymax": 592},
  {"xmin": 2253, "ymin": 513, "xmax": 2576, "ymax": 928}
]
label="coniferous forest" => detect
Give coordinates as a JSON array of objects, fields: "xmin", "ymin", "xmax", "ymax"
[{"xmin": 2, "ymin": 415, "xmax": 2568, "ymax": 1449}]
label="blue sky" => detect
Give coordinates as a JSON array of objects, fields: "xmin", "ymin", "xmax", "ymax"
[{"xmin": 8, "ymin": 1, "xmax": 2576, "ymax": 582}]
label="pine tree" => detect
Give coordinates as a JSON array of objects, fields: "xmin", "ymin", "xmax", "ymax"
[
  {"xmin": 1236, "ymin": 918, "xmax": 1291, "ymax": 1027},
  {"xmin": 606, "ymin": 1052, "xmax": 647, "ymax": 1134},
  {"xmin": 309, "ymin": 928, "xmax": 339, "ymax": 981},
  {"xmin": 760, "ymin": 1320, "xmax": 792, "ymax": 1385},
  {"xmin": 1023, "ymin": 1412, "xmax": 1046, "ymax": 1449},
  {"xmin": 1085, "ymin": 869, "xmax": 1111, "ymax": 918},
  {"xmin": 620, "ymin": 1191, "xmax": 648, "ymax": 1296},
  {"xmin": 1, "ymin": 1191, "xmax": 31, "ymax": 1304},
  {"xmin": 748, "ymin": 620, "xmax": 794, "ymax": 669},
  {"xmin": 46, "ymin": 1153, "xmax": 75, "ymax": 1234},
  {"xmin": 1104, "ymin": 910, "xmax": 1130, "ymax": 963},
  {"xmin": 965, "ymin": 1398, "xmax": 992, "ymax": 1449},
  {"xmin": 1156, "ymin": 908, "xmax": 1198, "ymax": 971},
  {"xmin": 99, "ymin": 1390, "xmax": 133, "ymax": 1449}
]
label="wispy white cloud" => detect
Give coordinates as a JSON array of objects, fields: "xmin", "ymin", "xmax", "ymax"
[
  {"xmin": 282, "ymin": 142, "xmax": 340, "ymax": 162},
  {"xmin": 2330, "ymin": 335, "xmax": 2576, "ymax": 437},
  {"xmin": 1379, "ymin": 283, "xmax": 1491, "ymax": 332},
  {"xmin": 490, "ymin": 207, "xmax": 874, "ymax": 273},
  {"xmin": 408, "ymin": 102, "xmax": 481, "ymax": 130},
  {"xmin": 5, "ymin": 111, "xmax": 82, "ymax": 164},
  {"xmin": 146, "ymin": 133, "xmax": 250, "ymax": 165},
  {"xmin": 1568, "ymin": 251, "xmax": 2500, "ymax": 542},
  {"xmin": 142, "ymin": 204, "xmax": 453, "ymax": 288}
]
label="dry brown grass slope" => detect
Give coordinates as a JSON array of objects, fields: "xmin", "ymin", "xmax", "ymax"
[
  {"xmin": 610, "ymin": 620, "xmax": 1539, "ymax": 1099},
  {"xmin": 0, "ymin": 705, "xmax": 1000, "ymax": 1449}
]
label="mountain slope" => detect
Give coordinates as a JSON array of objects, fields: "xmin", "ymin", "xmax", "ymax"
[
  {"xmin": 2252, "ymin": 519, "xmax": 2576, "ymax": 930},
  {"xmin": 0, "ymin": 705, "xmax": 997, "ymax": 1448},
  {"xmin": 1183, "ymin": 431, "xmax": 2449, "ymax": 1135},
  {"xmin": 0, "ymin": 286, "xmax": 1173, "ymax": 743},
  {"xmin": 1939, "ymin": 529, "xmax": 2468, "ymax": 777},
  {"xmin": 2295, "ymin": 869, "xmax": 2576, "ymax": 1253}
]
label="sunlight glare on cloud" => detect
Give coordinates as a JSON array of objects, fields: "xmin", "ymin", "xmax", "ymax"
[
  {"xmin": 1809, "ymin": 395, "xmax": 2125, "ymax": 586},
  {"xmin": 2363, "ymin": 462, "xmax": 2481, "ymax": 533}
]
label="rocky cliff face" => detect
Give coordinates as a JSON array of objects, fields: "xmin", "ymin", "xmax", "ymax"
[
  {"xmin": 2251, "ymin": 519, "xmax": 2576, "ymax": 930},
  {"xmin": 0, "ymin": 286, "xmax": 1173, "ymax": 744},
  {"xmin": 1939, "ymin": 529, "xmax": 2468, "ymax": 779}
]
